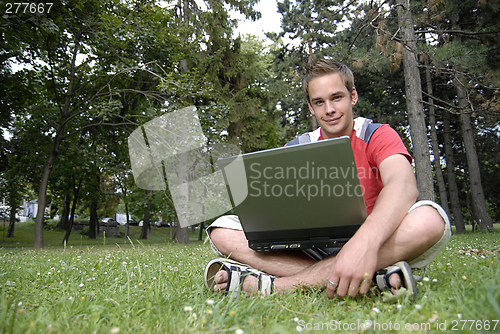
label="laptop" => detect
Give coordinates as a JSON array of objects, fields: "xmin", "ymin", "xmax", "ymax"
[{"xmin": 216, "ymin": 136, "xmax": 367, "ymax": 252}]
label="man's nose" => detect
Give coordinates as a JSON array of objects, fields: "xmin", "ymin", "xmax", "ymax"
[{"xmin": 325, "ymin": 100, "xmax": 336, "ymax": 114}]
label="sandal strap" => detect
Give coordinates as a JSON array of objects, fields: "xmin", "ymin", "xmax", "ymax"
[
  {"xmin": 226, "ymin": 264, "xmax": 243, "ymax": 297},
  {"xmin": 258, "ymin": 273, "xmax": 275, "ymax": 295},
  {"xmin": 374, "ymin": 265, "xmax": 401, "ymax": 289},
  {"xmin": 373, "ymin": 261, "xmax": 417, "ymax": 302},
  {"xmin": 205, "ymin": 258, "xmax": 275, "ymax": 297}
]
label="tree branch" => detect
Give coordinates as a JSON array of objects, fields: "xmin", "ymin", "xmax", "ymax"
[
  {"xmin": 415, "ymin": 28, "xmax": 500, "ymax": 37},
  {"xmin": 421, "ymin": 91, "xmax": 461, "ymax": 111}
]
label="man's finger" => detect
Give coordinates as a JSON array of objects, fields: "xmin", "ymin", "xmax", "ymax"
[
  {"xmin": 326, "ymin": 277, "xmax": 339, "ymax": 299},
  {"xmin": 348, "ymin": 279, "xmax": 362, "ymax": 297},
  {"xmin": 359, "ymin": 272, "xmax": 372, "ymax": 295},
  {"xmin": 335, "ymin": 278, "xmax": 350, "ymax": 298}
]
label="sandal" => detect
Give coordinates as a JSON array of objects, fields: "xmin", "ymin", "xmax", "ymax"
[
  {"xmin": 373, "ymin": 261, "xmax": 417, "ymax": 302},
  {"xmin": 204, "ymin": 258, "xmax": 275, "ymax": 297}
]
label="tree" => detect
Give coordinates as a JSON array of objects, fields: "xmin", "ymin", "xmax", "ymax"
[
  {"xmin": 421, "ymin": 0, "xmax": 499, "ymax": 230},
  {"xmin": 3, "ymin": 0, "xmax": 190, "ymax": 248},
  {"xmin": 442, "ymin": 107, "xmax": 465, "ymax": 233},
  {"xmin": 423, "ymin": 57, "xmax": 450, "ymax": 215},
  {"xmin": 396, "ymin": 0, "xmax": 435, "ymax": 200}
]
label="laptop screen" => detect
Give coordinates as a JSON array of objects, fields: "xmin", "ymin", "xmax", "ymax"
[{"xmin": 217, "ymin": 136, "xmax": 367, "ymax": 251}]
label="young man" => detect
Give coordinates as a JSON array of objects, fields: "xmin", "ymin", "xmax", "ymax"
[{"xmin": 203, "ymin": 58, "xmax": 451, "ymax": 300}]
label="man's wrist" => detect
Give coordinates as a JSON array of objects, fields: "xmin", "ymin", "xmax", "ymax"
[{"xmin": 356, "ymin": 216, "xmax": 387, "ymax": 249}]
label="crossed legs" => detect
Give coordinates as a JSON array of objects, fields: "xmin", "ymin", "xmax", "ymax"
[{"xmin": 208, "ymin": 204, "xmax": 448, "ymax": 297}]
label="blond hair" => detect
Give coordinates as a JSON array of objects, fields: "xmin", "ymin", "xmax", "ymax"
[{"xmin": 303, "ymin": 59, "xmax": 355, "ymax": 103}]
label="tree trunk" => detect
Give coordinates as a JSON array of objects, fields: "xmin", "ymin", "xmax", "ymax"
[
  {"xmin": 424, "ymin": 60, "xmax": 450, "ymax": 216},
  {"xmin": 173, "ymin": 149, "xmax": 190, "ymax": 244},
  {"xmin": 89, "ymin": 198, "xmax": 98, "ymax": 239},
  {"xmin": 442, "ymin": 108, "xmax": 465, "ymax": 233},
  {"xmin": 6, "ymin": 177, "xmax": 19, "ymax": 238},
  {"xmin": 171, "ymin": 1, "xmax": 192, "ymax": 245},
  {"xmin": 455, "ymin": 76, "xmax": 494, "ymax": 231},
  {"xmin": 62, "ymin": 175, "xmax": 82, "ymax": 245},
  {"xmin": 124, "ymin": 202, "xmax": 130, "ymax": 239},
  {"xmin": 57, "ymin": 194, "xmax": 71, "ymax": 230},
  {"xmin": 6, "ymin": 205, "xmax": 16, "ymax": 238},
  {"xmin": 173, "ymin": 225, "xmax": 190, "ymax": 244},
  {"xmin": 198, "ymin": 222, "xmax": 204, "ymax": 241},
  {"xmin": 34, "ymin": 149, "xmax": 59, "ymax": 249},
  {"xmin": 396, "ymin": 0, "xmax": 434, "ymax": 201},
  {"xmin": 173, "ymin": 137, "xmax": 190, "ymax": 244},
  {"xmin": 140, "ymin": 190, "xmax": 151, "ymax": 239},
  {"xmin": 34, "ymin": 38, "xmax": 80, "ymax": 248}
]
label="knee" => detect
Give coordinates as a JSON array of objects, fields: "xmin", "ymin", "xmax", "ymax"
[
  {"xmin": 209, "ymin": 227, "xmax": 246, "ymax": 256},
  {"xmin": 412, "ymin": 205, "xmax": 446, "ymax": 244},
  {"xmin": 209, "ymin": 227, "xmax": 226, "ymax": 249}
]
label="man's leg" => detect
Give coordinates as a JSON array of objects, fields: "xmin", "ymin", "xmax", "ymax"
[
  {"xmin": 209, "ymin": 227, "xmax": 316, "ymax": 277},
  {"xmin": 210, "ymin": 203, "xmax": 449, "ymax": 296}
]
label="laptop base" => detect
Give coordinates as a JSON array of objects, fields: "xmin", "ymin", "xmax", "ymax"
[
  {"xmin": 246, "ymin": 224, "xmax": 361, "ymax": 252},
  {"xmin": 249, "ymin": 238, "xmax": 351, "ymax": 252}
]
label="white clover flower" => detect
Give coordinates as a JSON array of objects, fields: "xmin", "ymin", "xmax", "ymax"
[
  {"xmin": 415, "ymin": 304, "xmax": 423, "ymax": 310},
  {"xmin": 293, "ymin": 317, "xmax": 299, "ymax": 323},
  {"xmin": 432, "ymin": 279, "xmax": 438, "ymax": 283},
  {"xmin": 79, "ymin": 283, "xmax": 84, "ymax": 287},
  {"xmin": 235, "ymin": 329, "xmax": 244, "ymax": 334},
  {"xmin": 423, "ymin": 277, "xmax": 430, "ymax": 282},
  {"xmin": 206, "ymin": 299, "xmax": 214, "ymax": 306},
  {"xmin": 397, "ymin": 304, "xmax": 402, "ymax": 310}
]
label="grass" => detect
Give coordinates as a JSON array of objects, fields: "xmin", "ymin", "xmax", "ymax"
[
  {"xmin": 0, "ymin": 225, "xmax": 499, "ymax": 333},
  {"xmin": 0, "ymin": 220, "xmax": 205, "ymax": 249}
]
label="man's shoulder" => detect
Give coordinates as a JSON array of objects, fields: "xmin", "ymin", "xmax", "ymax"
[
  {"xmin": 285, "ymin": 127, "xmax": 321, "ymax": 146},
  {"xmin": 285, "ymin": 117, "xmax": 393, "ymax": 147},
  {"xmin": 353, "ymin": 117, "xmax": 383, "ymax": 144}
]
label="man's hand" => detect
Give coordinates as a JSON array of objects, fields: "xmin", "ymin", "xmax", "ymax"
[
  {"xmin": 325, "ymin": 154, "xmax": 418, "ymax": 299},
  {"xmin": 325, "ymin": 234, "xmax": 378, "ymax": 298}
]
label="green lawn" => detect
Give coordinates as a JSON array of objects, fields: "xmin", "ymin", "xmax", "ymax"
[
  {"xmin": 0, "ymin": 223, "xmax": 499, "ymax": 333},
  {"xmin": 0, "ymin": 220, "xmax": 206, "ymax": 249}
]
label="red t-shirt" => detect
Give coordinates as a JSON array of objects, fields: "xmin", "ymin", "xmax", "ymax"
[{"xmin": 318, "ymin": 122, "xmax": 412, "ymax": 215}]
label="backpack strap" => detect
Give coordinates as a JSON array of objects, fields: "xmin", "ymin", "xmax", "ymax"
[
  {"xmin": 354, "ymin": 117, "xmax": 382, "ymax": 144},
  {"xmin": 286, "ymin": 118, "xmax": 382, "ymax": 146},
  {"xmin": 286, "ymin": 127, "xmax": 321, "ymax": 146}
]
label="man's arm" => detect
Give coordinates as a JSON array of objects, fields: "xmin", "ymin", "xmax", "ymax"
[{"xmin": 326, "ymin": 154, "xmax": 418, "ymax": 298}]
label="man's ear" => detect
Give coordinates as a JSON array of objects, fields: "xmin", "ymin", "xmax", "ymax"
[
  {"xmin": 351, "ymin": 88, "xmax": 359, "ymax": 106},
  {"xmin": 308, "ymin": 102, "xmax": 315, "ymax": 115}
]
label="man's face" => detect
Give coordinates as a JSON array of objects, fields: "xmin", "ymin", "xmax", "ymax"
[{"xmin": 307, "ymin": 73, "xmax": 358, "ymax": 139}]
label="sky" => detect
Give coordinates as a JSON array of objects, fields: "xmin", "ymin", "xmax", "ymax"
[{"xmin": 232, "ymin": 0, "xmax": 282, "ymax": 40}]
